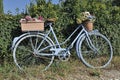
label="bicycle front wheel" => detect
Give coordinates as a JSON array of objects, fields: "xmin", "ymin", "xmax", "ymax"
[
  {"xmin": 76, "ymin": 32, "xmax": 113, "ymax": 68},
  {"xmin": 13, "ymin": 34, "xmax": 54, "ymax": 72}
]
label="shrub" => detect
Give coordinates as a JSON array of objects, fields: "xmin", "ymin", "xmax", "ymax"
[{"xmin": 0, "ymin": 14, "xmax": 22, "ymax": 62}]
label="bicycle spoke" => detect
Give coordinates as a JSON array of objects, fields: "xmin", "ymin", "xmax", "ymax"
[
  {"xmin": 38, "ymin": 46, "xmax": 51, "ymax": 52},
  {"xmin": 35, "ymin": 35, "xmax": 39, "ymax": 49},
  {"xmin": 17, "ymin": 46, "xmax": 33, "ymax": 53},
  {"xmin": 21, "ymin": 54, "xmax": 33, "ymax": 66},
  {"xmin": 30, "ymin": 37, "xmax": 35, "ymax": 50},
  {"xmin": 36, "ymin": 36, "xmax": 47, "ymax": 50}
]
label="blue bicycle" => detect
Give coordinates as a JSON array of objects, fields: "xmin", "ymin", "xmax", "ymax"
[{"xmin": 12, "ymin": 19, "xmax": 113, "ymax": 72}]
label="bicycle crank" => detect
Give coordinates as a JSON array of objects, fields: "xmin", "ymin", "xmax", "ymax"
[{"xmin": 58, "ymin": 50, "xmax": 71, "ymax": 61}]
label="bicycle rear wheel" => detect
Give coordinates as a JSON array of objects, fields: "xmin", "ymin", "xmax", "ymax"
[
  {"xmin": 76, "ymin": 32, "xmax": 113, "ymax": 68},
  {"xmin": 13, "ymin": 33, "xmax": 54, "ymax": 72}
]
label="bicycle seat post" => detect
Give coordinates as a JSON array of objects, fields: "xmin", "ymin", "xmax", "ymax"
[{"xmin": 47, "ymin": 22, "xmax": 52, "ymax": 26}]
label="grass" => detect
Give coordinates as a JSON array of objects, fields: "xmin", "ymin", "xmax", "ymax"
[
  {"xmin": 0, "ymin": 56, "xmax": 120, "ymax": 80},
  {"xmin": 108, "ymin": 55, "xmax": 120, "ymax": 70}
]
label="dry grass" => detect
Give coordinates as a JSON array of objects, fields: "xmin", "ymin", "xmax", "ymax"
[
  {"xmin": 0, "ymin": 56, "xmax": 120, "ymax": 80},
  {"xmin": 108, "ymin": 56, "xmax": 120, "ymax": 70}
]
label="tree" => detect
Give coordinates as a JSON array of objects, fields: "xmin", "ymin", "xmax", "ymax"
[
  {"xmin": 27, "ymin": 0, "xmax": 58, "ymax": 19},
  {"xmin": 0, "ymin": 0, "xmax": 3, "ymax": 14}
]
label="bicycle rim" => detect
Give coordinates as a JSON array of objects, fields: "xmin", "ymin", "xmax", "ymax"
[
  {"xmin": 77, "ymin": 32, "xmax": 113, "ymax": 68},
  {"xmin": 13, "ymin": 34, "xmax": 54, "ymax": 72}
]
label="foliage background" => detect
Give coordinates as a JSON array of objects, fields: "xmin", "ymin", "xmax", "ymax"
[{"xmin": 0, "ymin": 0, "xmax": 120, "ymax": 62}]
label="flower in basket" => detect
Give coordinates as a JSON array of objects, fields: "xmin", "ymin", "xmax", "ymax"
[
  {"xmin": 32, "ymin": 17, "xmax": 44, "ymax": 22},
  {"xmin": 38, "ymin": 16, "xmax": 44, "ymax": 21},
  {"xmin": 76, "ymin": 11, "xmax": 96, "ymax": 24},
  {"xmin": 25, "ymin": 15, "xmax": 33, "ymax": 21},
  {"xmin": 32, "ymin": 18, "xmax": 38, "ymax": 21},
  {"xmin": 20, "ymin": 18, "xmax": 26, "ymax": 23},
  {"xmin": 20, "ymin": 15, "xmax": 45, "ymax": 23}
]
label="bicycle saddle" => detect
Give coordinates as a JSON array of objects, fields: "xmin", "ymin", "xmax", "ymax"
[{"xmin": 46, "ymin": 18, "xmax": 56, "ymax": 23}]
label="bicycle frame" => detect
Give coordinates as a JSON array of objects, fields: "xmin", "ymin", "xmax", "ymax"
[{"xmin": 45, "ymin": 23, "xmax": 90, "ymax": 50}]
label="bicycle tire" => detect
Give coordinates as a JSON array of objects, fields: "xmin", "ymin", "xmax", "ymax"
[
  {"xmin": 13, "ymin": 33, "xmax": 55, "ymax": 72},
  {"xmin": 76, "ymin": 31, "xmax": 113, "ymax": 68}
]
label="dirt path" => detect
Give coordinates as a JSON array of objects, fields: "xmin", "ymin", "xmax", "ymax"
[
  {"xmin": 64, "ymin": 69, "xmax": 120, "ymax": 80},
  {"xmin": 100, "ymin": 70, "xmax": 120, "ymax": 80}
]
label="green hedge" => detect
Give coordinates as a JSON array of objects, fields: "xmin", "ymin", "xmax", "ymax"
[
  {"xmin": 0, "ymin": 14, "xmax": 22, "ymax": 62},
  {"xmin": 0, "ymin": 0, "xmax": 120, "ymax": 62}
]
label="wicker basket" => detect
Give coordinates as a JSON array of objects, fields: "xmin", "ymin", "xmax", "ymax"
[
  {"xmin": 83, "ymin": 20, "xmax": 93, "ymax": 31},
  {"xmin": 21, "ymin": 21, "xmax": 44, "ymax": 32},
  {"xmin": 85, "ymin": 22, "xmax": 93, "ymax": 31}
]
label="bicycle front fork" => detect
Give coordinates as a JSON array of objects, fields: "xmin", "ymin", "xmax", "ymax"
[{"xmin": 86, "ymin": 33, "xmax": 99, "ymax": 54}]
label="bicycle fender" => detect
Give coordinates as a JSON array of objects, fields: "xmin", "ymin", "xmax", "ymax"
[
  {"xmin": 76, "ymin": 33, "xmax": 85, "ymax": 54},
  {"xmin": 76, "ymin": 29, "xmax": 100, "ymax": 55},
  {"xmin": 11, "ymin": 33, "xmax": 30, "ymax": 50}
]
